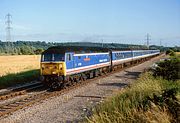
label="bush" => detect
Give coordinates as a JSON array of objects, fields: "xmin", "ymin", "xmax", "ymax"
[
  {"xmin": 166, "ymin": 50, "xmax": 175, "ymax": 56},
  {"xmin": 86, "ymin": 73, "xmax": 180, "ymax": 123},
  {"xmin": 153, "ymin": 57, "xmax": 180, "ymax": 81}
]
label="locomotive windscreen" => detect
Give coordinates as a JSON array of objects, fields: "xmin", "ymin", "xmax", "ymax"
[{"xmin": 41, "ymin": 53, "xmax": 65, "ymax": 62}]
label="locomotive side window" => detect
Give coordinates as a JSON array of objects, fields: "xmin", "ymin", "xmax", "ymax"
[{"xmin": 67, "ymin": 54, "xmax": 71, "ymax": 61}]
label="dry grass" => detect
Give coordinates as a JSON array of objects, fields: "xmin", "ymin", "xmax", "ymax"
[
  {"xmin": 86, "ymin": 73, "xmax": 180, "ymax": 123},
  {"xmin": 0, "ymin": 55, "xmax": 40, "ymax": 76}
]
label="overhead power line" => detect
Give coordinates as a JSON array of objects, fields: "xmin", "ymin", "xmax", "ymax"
[{"xmin": 6, "ymin": 13, "xmax": 12, "ymax": 42}]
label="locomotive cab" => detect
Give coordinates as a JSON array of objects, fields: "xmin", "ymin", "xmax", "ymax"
[{"xmin": 40, "ymin": 53, "xmax": 67, "ymax": 88}]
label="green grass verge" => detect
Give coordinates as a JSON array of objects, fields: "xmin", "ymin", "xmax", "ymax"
[
  {"xmin": 86, "ymin": 73, "xmax": 180, "ymax": 123},
  {"xmin": 0, "ymin": 69, "xmax": 40, "ymax": 89}
]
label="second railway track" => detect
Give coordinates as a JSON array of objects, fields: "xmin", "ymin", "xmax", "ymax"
[{"xmin": 0, "ymin": 82, "xmax": 44, "ymax": 101}]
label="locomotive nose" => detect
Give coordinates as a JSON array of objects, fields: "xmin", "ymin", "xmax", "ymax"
[{"xmin": 40, "ymin": 62, "xmax": 65, "ymax": 76}]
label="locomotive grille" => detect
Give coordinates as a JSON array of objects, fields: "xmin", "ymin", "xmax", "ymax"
[{"xmin": 41, "ymin": 62, "xmax": 65, "ymax": 76}]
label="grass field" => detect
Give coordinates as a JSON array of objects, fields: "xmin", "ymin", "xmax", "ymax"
[
  {"xmin": 176, "ymin": 52, "xmax": 180, "ymax": 57},
  {"xmin": 0, "ymin": 55, "xmax": 41, "ymax": 88},
  {"xmin": 0, "ymin": 55, "xmax": 40, "ymax": 76}
]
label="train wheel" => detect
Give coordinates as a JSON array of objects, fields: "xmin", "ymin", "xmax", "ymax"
[
  {"xmin": 50, "ymin": 82, "xmax": 59, "ymax": 90},
  {"xmin": 82, "ymin": 74, "xmax": 87, "ymax": 81},
  {"xmin": 60, "ymin": 82, "xmax": 68, "ymax": 89}
]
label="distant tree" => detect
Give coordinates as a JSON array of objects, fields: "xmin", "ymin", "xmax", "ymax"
[
  {"xmin": 34, "ymin": 48, "xmax": 44, "ymax": 54},
  {"xmin": 0, "ymin": 40, "xmax": 179, "ymax": 55},
  {"xmin": 166, "ymin": 49, "xmax": 175, "ymax": 56},
  {"xmin": 19, "ymin": 46, "xmax": 34, "ymax": 55}
]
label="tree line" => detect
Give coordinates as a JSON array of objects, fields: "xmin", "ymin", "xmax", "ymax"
[{"xmin": 0, "ymin": 40, "xmax": 179, "ymax": 55}]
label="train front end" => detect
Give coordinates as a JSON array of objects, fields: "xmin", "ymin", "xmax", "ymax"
[{"xmin": 40, "ymin": 53, "xmax": 66, "ymax": 89}]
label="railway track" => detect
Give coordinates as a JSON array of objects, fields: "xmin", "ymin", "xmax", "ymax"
[
  {"xmin": 0, "ymin": 54, "xmax": 163, "ymax": 118},
  {"xmin": 0, "ymin": 82, "xmax": 44, "ymax": 101}
]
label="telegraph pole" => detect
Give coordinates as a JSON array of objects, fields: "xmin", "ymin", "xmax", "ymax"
[
  {"xmin": 101, "ymin": 39, "xmax": 104, "ymax": 48},
  {"xmin": 146, "ymin": 33, "xmax": 150, "ymax": 49}
]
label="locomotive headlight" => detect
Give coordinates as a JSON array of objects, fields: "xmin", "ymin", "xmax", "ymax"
[
  {"xmin": 59, "ymin": 64, "xmax": 63, "ymax": 69},
  {"xmin": 41, "ymin": 64, "xmax": 45, "ymax": 69},
  {"xmin": 52, "ymin": 71, "xmax": 56, "ymax": 74}
]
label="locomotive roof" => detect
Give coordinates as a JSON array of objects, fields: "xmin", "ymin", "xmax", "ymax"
[{"xmin": 42, "ymin": 46, "xmax": 111, "ymax": 54}]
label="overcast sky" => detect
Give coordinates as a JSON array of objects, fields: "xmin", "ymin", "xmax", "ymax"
[{"xmin": 0, "ymin": 0, "xmax": 180, "ymax": 46}]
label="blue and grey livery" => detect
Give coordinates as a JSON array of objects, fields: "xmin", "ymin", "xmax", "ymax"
[{"xmin": 40, "ymin": 46, "xmax": 160, "ymax": 88}]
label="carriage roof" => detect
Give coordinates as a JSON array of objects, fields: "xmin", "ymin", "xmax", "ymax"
[{"xmin": 42, "ymin": 45, "xmax": 151, "ymax": 54}]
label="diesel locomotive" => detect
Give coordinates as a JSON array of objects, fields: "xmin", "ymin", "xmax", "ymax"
[{"xmin": 40, "ymin": 46, "xmax": 160, "ymax": 89}]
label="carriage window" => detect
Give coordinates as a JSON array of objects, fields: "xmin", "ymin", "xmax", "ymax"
[
  {"xmin": 116, "ymin": 53, "xmax": 124, "ymax": 59},
  {"xmin": 78, "ymin": 56, "xmax": 81, "ymax": 59}
]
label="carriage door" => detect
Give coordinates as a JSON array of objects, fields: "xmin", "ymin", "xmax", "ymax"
[{"xmin": 66, "ymin": 53, "xmax": 74, "ymax": 69}]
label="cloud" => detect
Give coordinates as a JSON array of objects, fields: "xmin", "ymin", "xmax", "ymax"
[
  {"xmin": 12, "ymin": 33, "xmax": 127, "ymax": 43},
  {"xmin": 1, "ymin": 32, "xmax": 179, "ymax": 47},
  {"xmin": 13, "ymin": 33, "xmax": 85, "ymax": 41},
  {"xmin": 13, "ymin": 24, "xmax": 31, "ymax": 30}
]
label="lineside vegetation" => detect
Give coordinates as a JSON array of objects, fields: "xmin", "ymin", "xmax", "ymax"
[
  {"xmin": 0, "ymin": 69, "xmax": 39, "ymax": 89},
  {"xmin": 86, "ymin": 53, "xmax": 180, "ymax": 123},
  {"xmin": 0, "ymin": 55, "xmax": 40, "ymax": 89}
]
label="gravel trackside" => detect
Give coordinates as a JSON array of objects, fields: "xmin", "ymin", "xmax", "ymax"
[{"xmin": 0, "ymin": 54, "xmax": 165, "ymax": 123}]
